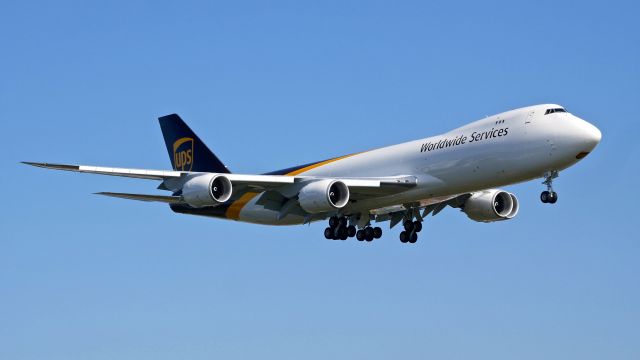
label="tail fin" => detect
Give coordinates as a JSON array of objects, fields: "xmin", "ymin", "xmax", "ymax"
[{"xmin": 158, "ymin": 114, "xmax": 231, "ymax": 173}]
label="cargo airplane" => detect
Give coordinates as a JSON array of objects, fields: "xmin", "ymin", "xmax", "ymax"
[{"xmin": 24, "ymin": 104, "xmax": 601, "ymax": 243}]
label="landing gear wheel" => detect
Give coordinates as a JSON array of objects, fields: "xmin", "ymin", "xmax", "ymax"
[
  {"xmin": 338, "ymin": 217, "xmax": 348, "ymax": 227},
  {"xmin": 372, "ymin": 227, "xmax": 382, "ymax": 239},
  {"xmin": 413, "ymin": 221, "xmax": 422, "ymax": 233},
  {"xmin": 324, "ymin": 227, "xmax": 333, "ymax": 239},
  {"xmin": 540, "ymin": 191, "xmax": 550, "ymax": 203},
  {"xmin": 409, "ymin": 232, "xmax": 418, "ymax": 243},
  {"xmin": 364, "ymin": 227, "xmax": 374, "ymax": 242},
  {"xmin": 329, "ymin": 216, "xmax": 339, "ymax": 227},
  {"xmin": 347, "ymin": 225, "xmax": 357, "ymax": 238},
  {"xmin": 548, "ymin": 191, "xmax": 558, "ymax": 204},
  {"xmin": 403, "ymin": 220, "xmax": 414, "ymax": 232},
  {"xmin": 356, "ymin": 230, "xmax": 365, "ymax": 241},
  {"xmin": 337, "ymin": 226, "xmax": 348, "ymax": 240},
  {"xmin": 399, "ymin": 231, "xmax": 408, "ymax": 243}
]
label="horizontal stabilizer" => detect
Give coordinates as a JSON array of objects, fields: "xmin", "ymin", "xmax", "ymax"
[{"xmin": 95, "ymin": 192, "xmax": 182, "ymax": 204}]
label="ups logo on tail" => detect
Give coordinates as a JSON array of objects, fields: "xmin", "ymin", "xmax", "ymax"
[{"xmin": 173, "ymin": 137, "xmax": 194, "ymax": 171}]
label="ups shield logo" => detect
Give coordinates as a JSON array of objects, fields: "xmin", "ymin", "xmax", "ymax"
[{"xmin": 173, "ymin": 137, "xmax": 194, "ymax": 171}]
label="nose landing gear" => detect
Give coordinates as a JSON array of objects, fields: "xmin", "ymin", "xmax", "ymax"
[{"xmin": 541, "ymin": 171, "xmax": 559, "ymax": 204}]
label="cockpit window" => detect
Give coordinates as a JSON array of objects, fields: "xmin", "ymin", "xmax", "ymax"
[{"xmin": 545, "ymin": 108, "xmax": 567, "ymax": 115}]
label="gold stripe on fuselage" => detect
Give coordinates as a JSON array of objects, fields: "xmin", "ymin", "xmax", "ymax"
[{"xmin": 225, "ymin": 192, "xmax": 259, "ymax": 220}]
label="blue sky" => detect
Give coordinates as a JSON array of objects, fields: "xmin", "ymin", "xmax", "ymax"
[{"xmin": 1, "ymin": 1, "xmax": 639, "ymax": 359}]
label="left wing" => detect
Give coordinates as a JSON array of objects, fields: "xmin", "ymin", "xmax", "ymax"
[
  {"xmin": 24, "ymin": 161, "xmax": 464, "ymax": 226},
  {"xmin": 22, "ymin": 162, "xmax": 183, "ymax": 180},
  {"xmin": 23, "ymin": 161, "xmax": 417, "ymax": 196}
]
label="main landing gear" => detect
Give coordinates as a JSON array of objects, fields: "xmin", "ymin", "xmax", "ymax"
[
  {"xmin": 324, "ymin": 216, "xmax": 382, "ymax": 242},
  {"xmin": 399, "ymin": 220, "xmax": 422, "ymax": 244},
  {"xmin": 540, "ymin": 170, "xmax": 559, "ymax": 204},
  {"xmin": 356, "ymin": 226, "xmax": 382, "ymax": 242}
]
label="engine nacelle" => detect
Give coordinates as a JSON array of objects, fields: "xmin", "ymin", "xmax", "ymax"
[
  {"xmin": 298, "ymin": 179, "xmax": 350, "ymax": 213},
  {"xmin": 462, "ymin": 189, "xmax": 519, "ymax": 222},
  {"xmin": 181, "ymin": 174, "xmax": 233, "ymax": 208}
]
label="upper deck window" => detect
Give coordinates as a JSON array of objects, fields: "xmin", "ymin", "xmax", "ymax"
[{"xmin": 545, "ymin": 108, "xmax": 567, "ymax": 115}]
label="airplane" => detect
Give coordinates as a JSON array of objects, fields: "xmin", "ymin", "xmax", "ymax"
[{"xmin": 23, "ymin": 104, "xmax": 601, "ymax": 243}]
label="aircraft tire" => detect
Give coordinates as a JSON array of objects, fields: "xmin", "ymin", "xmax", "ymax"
[
  {"xmin": 347, "ymin": 225, "xmax": 357, "ymax": 237},
  {"xmin": 364, "ymin": 227, "xmax": 374, "ymax": 241},
  {"xmin": 540, "ymin": 191, "xmax": 550, "ymax": 203}
]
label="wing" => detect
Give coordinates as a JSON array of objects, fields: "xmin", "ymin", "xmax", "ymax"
[
  {"xmin": 22, "ymin": 162, "xmax": 183, "ymax": 180},
  {"xmin": 24, "ymin": 161, "xmax": 470, "ymax": 226},
  {"xmin": 23, "ymin": 161, "xmax": 417, "ymax": 199}
]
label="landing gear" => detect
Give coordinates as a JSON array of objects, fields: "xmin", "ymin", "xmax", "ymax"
[
  {"xmin": 540, "ymin": 191, "xmax": 558, "ymax": 204},
  {"xmin": 541, "ymin": 171, "xmax": 559, "ymax": 204},
  {"xmin": 326, "ymin": 216, "xmax": 351, "ymax": 240},
  {"xmin": 347, "ymin": 225, "xmax": 357, "ymax": 238},
  {"xmin": 361, "ymin": 226, "xmax": 382, "ymax": 242},
  {"xmin": 325, "ymin": 216, "xmax": 380, "ymax": 241},
  {"xmin": 364, "ymin": 227, "xmax": 374, "ymax": 241},
  {"xmin": 399, "ymin": 220, "xmax": 422, "ymax": 244},
  {"xmin": 355, "ymin": 227, "xmax": 381, "ymax": 242}
]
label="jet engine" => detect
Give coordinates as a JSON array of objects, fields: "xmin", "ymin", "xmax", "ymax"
[
  {"xmin": 181, "ymin": 174, "xmax": 233, "ymax": 208},
  {"xmin": 462, "ymin": 189, "xmax": 519, "ymax": 222},
  {"xmin": 298, "ymin": 179, "xmax": 350, "ymax": 213}
]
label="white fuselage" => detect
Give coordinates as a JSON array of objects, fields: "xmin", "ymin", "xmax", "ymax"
[{"xmin": 237, "ymin": 104, "xmax": 601, "ymax": 225}]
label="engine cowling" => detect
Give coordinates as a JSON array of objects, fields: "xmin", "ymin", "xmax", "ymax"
[
  {"xmin": 181, "ymin": 174, "xmax": 233, "ymax": 208},
  {"xmin": 298, "ymin": 179, "xmax": 350, "ymax": 213},
  {"xmin": 462, "ymin": 189, "xmax": 519, "ymax": 222}
]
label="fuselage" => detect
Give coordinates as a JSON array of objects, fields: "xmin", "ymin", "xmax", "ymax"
[{"xmin": 176, "ymin": 104, "xmax": 601, "ymax": 225}]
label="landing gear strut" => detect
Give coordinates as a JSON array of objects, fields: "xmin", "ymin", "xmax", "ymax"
[
  {"xmin": 541, "ymin": 171, "xmax": 559, "ymax": 204},
  {"xmin": 399, "ymin": 220, "xmax": 422, "ymax": 244}
]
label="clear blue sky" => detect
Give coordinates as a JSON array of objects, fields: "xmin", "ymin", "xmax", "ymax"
[{"xmin": 1, "ymin": 1, "xmax": 639, "ymax": 359}]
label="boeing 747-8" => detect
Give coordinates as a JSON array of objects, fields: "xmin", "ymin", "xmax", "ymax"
[{"xmin": 24, "ymin": 104, "xmax": 601, "ymax": 243}]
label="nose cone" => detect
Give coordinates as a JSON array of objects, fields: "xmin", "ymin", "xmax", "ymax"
[
  {"xmin": 571, "ymin": 116, "xmax": 601, "ymax": 159},
  {"xmin": 580, "ymin": 120, "xmax": 602, "ymax": 150}
]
